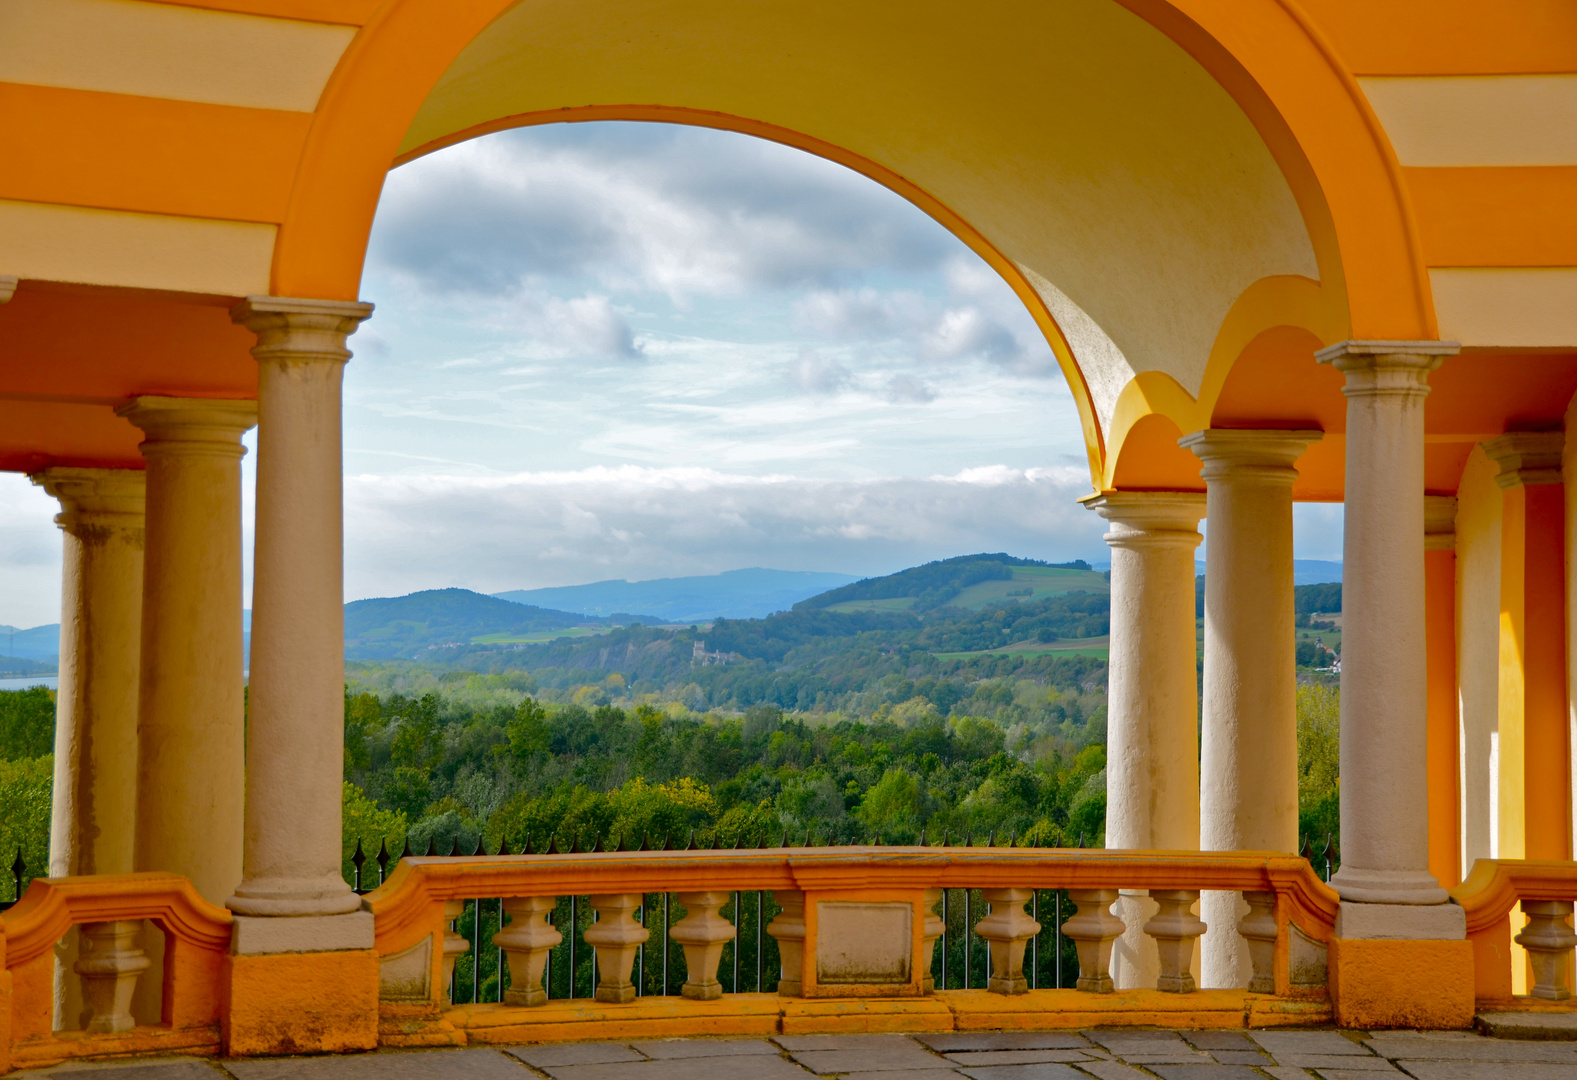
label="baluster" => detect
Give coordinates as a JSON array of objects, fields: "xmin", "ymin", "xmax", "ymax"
[
  {"xmin": 1063, "ymin": 889, "xmax": 1123, "ymax": 993},
  {"xmin": 1054, "ymin": 891, "xmax": 1063, "ymax": 988},
  {"xmin": 756, "ymin": 890, "xmax": 765, "ymax": 993},
  {"xmin": 662, "ymin": 892, "xmax": 670, "ymax": 995},
  {"xmin": 585, "ymin": 893, "xmax": 649, "ymax": 1003},
  {"xmin": 74, "ymin": 921, "xmax": 150, "ymax": 1032},
  {"xmin": 1030, "ymin": 890, "xmax": 1039, "ymax": 990},
  {"xmin": 922, "ymin": 888, "xmax": 944, "ymax": 993},
  {"xmin": 940, "ymin": 889, "xmax": 949, "ymax": 990},
  {"xmin": 975, "ymin": 888, "xmax": 1040, "ymax": 995},
  {"xmin": 732, "ymin": 891, "xmax": 741, "ymax": 993},
  {"xmin": 1516, "ymin": 900, "xmax": 1577, "ymax": 1000},
  {"xmin": 442, "ymin": 900, "xmax": 471, "ymax": 1006},
  {"xmin": 964, "ymin": 889, "xmax": 971, "ymax": 988},
  {"xmin": 766, "ymin": 890, "xmax": 806, "ymax": 996},
  {"xmin": 493, "ymin": 896, "xmax": 561, "ymax": 1006},
  {"xmin": 670, "ymin": 891, "xmax": 737, "ymax": 1000},
  {"xmin": 1144, "ymin": 890, "xmax": 1206, "ymax": 993},
  {"xmin": 1239, "ymin": 891, "xmax": 1278, "ymax": 994}
]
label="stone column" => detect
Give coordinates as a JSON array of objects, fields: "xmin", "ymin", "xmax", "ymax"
[
  {"xmin": 1483, "ymin": 433, "xmax": 1569, "ymax": 862},
  {"xmin": 116, "ymin": 398, "xmax": 255, "ymax": 907},
  {"xmin": 30, "ymin": 468, "xmax": 145, "ymax": 879},
  {"xmin": 1424, "ymin": 496, "xmax": 1460, "ymax": 887},
  {"xmin": 31, "ymin": 467, "xmax": 145, "ymax": 1031},
  {"xmin": 1180, "ymin": 428, "xmax": 1320, "ymax": 988},
  {"xmin": 1315, "ymin": 340, "xmax": 1464, "ymax": 938},
  {"xmin": 1086, "ymin": 491, "xmax": 1205, "ymax": 990},
  {"xmin": 225, "ymin": 298, "xmax": 371, "ymax": 935}
]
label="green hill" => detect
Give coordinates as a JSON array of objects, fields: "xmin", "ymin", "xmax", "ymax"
[
  {"xmin": 344, "ymin": 589, "xmax": 660, "ymax": 660},
  {"xmin": 796, "ymin": 554, "xmax": 1104, "ymax": 614}
]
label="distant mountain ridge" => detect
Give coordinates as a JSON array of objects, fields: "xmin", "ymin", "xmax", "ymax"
[
  {"xmin": 797, "ymin": 553, "xmax": 1100, "ymax": 614},
  {"xmin": 0, "ymin": 625, "xmax": 60, "ymax": 664},
  {"xmin": 494, "ymin": 568, "xmax": 859, "ymax": 622},
  {"xmin": 343, "ymin": 588, "xmax": 660, "ymax": 660}
]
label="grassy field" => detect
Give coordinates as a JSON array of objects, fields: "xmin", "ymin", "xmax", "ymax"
[
  {"xmin": 470, "ymin": 626, "xmax": 612, "ymax": 645},
  {"xmin": 826, "ymin": 566, "xmax": 1109, "ymax": 615},
  {"xmin": 934, "ymin": 635, "xmax": 1111, "ymax": 661}
]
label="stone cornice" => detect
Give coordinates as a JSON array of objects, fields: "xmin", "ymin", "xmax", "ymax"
[
  {"xmin": 1481, "ymin": 432, "xmax": 1564, "ymax": 489},
  {"xmin": 1178, "ymin": 428, "xmax": 1323, "ymax": 483},
  {"xmin": 1085, "ymin": 491, "xmax": 1205, "ymax": 548},
  {"xmin": 1424, "ymin": 494, "xmax": 1458, "ymax": 551}
]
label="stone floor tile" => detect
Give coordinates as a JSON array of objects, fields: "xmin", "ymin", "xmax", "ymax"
[
  {"xmin": 629, "ymin": 1040, "xmax": 781, "ymax": 1059},
  {"xmin": 226, "ymin": 1049, "xmax": 529, "ymax": 1080},
  {"xmin": 1084, "ymin": 1030, "xmax": 1191, "ymax": 1051},
  {"xmin": 1312, "ymin": 1070, "xmax": 1404, "ymax": 1080},
  {"xmin": 1278, "ymin": 1056, "xmax": 1394, "ymax": 1070},
  {"xmin": 840, "ymin": 1073, "xmax": 961, "ymax": 1080},
  {"xmin": 774, "ymin": 1035, "xmax": 919, "ymax": 1052},
  {"xmin": 42, "ymin": 1061, "xmax": 224, "ymax": 1080},
  {"xmin": 1182, "ymin": 1032, "xmax": 1258, "ymax": 1051},
  {"xmin": 1251, "ymin": 1032, "xmax": 1371, "ymax": 1058},
  {"xmin": 1366, "ymin": 1037, "xmax": 1577, "ymax": 1063},
  {"xmin": 1386, "ymin": 1066, "xmax": 1575, "ymax": 1080},
  {"xmin": 787, "ymin": 1043, "xmax": 950, "ymax": 1073},
  {"xmin": 1260, "ymin": 1069, "xmax": 1317, "ymax": 1080},
  {"xmin": 1475, "ymin": 1012, "xmax": 1577, "ymax": 1040},
  {"xmin": 959, "ymin": 1067, "xmax": 1090, "ymax": 1080},
  {"xmin": 1069, "ymin": 1063, "xmax": 1157, "ymax": 1080},
  {"xmin": 534, "ymin": 1055, "xmax": 814, "ymax": 1080},
  {"xmin": 1121, "ymin": 1053, "xmax": 1215, "ymax": 1065},
  {"xmin": 1143, "ymin": 1067, "xmax": 1268, "ymax": 1080},
  {"xmin": 917, "ymin": 1034, "xmax": 1095, "ymax": 1053},
  {"xmin": 946, "ymin": 1052, "xmax": 1095, "ymax": 1066},
  {"xmin": 507, "ymin": 1044, "xmax": 647, "ymax": 1068},
  {"xmin": 1209, "ymin": 1050, "xmax": 1273, "ymax": 1066}
]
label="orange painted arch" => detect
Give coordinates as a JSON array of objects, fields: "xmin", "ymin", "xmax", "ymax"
[{"xmin": 265, "ymin": 0, "xmax": 1438, "ymax": 490}]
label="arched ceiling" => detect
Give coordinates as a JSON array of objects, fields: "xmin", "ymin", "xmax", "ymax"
[{"xmin": 396, "ymin": 0, "xmax": 1322, "ymax": 446}]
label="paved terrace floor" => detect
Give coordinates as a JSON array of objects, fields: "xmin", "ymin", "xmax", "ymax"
[{"xmin": 26, "ymin": 1029, "xmax": 1577, "ymax": 1080}]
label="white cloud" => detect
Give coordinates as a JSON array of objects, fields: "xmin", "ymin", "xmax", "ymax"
[
  {"xmin": 342, "ymin": 465, "xmax": 1108, "ymax": 599},
  {"xmin": 786, "ymin": 351, "xmax": 852, "ymax": 395}
]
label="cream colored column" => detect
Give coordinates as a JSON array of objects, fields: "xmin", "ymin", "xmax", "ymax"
[
  {"xmin": 31, "ymin": 467, "xmax": 144, "ymax": 1032},
  {"xmin": 226, "ymin": 298, "xmax": 372, "ymax": 946},
  {"xmin": 1316, "ymin": 340, "xmax": 1465, "ymax": 939},
  {"xmin": 1086, "ymin": 491, "xmax": 1205, "ymax": 990},
  {"xmin": 30, "ymin": 468, "xmax": 145, "ymax": 879},
  {"xmin": 116, "ymin": 397, "xmax": 255, "ymax": 906},
  {"xmin": 1180, "ymin": 428, "xmax": 1320, "ymax": 988}
]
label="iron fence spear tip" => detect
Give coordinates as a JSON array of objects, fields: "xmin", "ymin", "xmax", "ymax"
[{"xmin": 424, "ymin": 837, "xmax": 437, "ymax": 857}]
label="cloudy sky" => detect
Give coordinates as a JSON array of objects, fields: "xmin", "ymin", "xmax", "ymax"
[{"xmin": 0, "ymin": 122, "xmax": 1342, "ymax": 627}]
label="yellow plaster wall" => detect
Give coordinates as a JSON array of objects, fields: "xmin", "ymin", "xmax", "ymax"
[
  {"xmin": 1456, "ymin": 444, "xmax": 1502, "ymax": 868},
  {"xmin": 0, "ymin": 0, "xmax": 355, "ymax": 112},
  {"xmin": 1359, "ymin": 75, "xmax": 1577, "ymax": 167},
  {"xmin": 1430, "ymin": 268, "xmax": 1577, "ymax": 349},
  {"xmin": 396, "ymin": 0, "xmax": 1318, "ymax": 436},
  {"xmin": 0, "ymin": 199, "xmax": 275, "ymax": 295}
]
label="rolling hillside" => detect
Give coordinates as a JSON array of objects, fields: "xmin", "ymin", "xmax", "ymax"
[
  {"xmin": 494, "ymin": 568, "xmax": 858, "ymax": 622},
  {"xmin": 343, "ymin": 589, "xmax": 661, "ymax": 660},
  {"xmin": 797, "ymin": 554, "xmax": 1104, "ymax": 614}
]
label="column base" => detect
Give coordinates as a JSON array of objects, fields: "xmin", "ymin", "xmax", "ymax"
[
  {"xmin": 1329, "ymin": 936, "xmax": 1475, "ymax": 1030},
  {"xmin": 1335, "ymin": 900, "xmax": 1465, "ymax": 940},
  {"xmin": 232, "ymin": 912, "xmax": 373, "ymax": 954},
  {"xmin": 222, "ymin": 948, "xmax": 378, "ymax": 1056}
]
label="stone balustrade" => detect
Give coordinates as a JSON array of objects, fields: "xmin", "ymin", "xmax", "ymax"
[
  {"xmin": 362, "ymin": 845, "xmax": 1343, "ymax": 1029},
  {"xmin": 8, "ymin": 853, "xmax": 1577, "ymax": 1072}
]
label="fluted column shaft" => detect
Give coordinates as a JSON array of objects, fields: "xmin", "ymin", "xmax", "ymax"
[
  {"xmin": 116, "ymin": 397, "xmax": 256, "ymax": 906},
  {"xmin": 31, "ymin": 468, "xmax": 145, "ymax": 879},
  {"xmin": 1087, "ymin": 491, "xmax": 1205, "ymax": 990},
  {"xmin": 227, "ymin": 296, "xmax": 372, "ymax": 919},
  {"xmin": 1180, "ymin": 428, "xmax": 1320, "ymax": 988},
  {"xmin": 1318, "ymin": 340, "xmax": 1463, "ymax": 939}
]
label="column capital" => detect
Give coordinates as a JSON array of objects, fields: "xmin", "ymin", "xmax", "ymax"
[
  {"xmin": 1482, "ymin": 432, "xmax": 1564, "ymax": 489},
  {"xmin": 1178, "ymin": 428, "xmax": 1322, "ymax": 483},
  {"xmin": 1316, "ymin": 340, "xmax": 1458, "ymax": 398},
  {"xmin": 1423, "ymin": 494, "xmax": 1458, "ymax": 551},
  {"xmin": 232, "ymin": 296, "xmax": 374, "ymax": 368},
  {"xmin": 115, "ymin": 396, "xmax": 257, "ymax": 457},
  {"xmin": 1084, "ymin": 491, "xmax": 1204, "ymax": 549},
  {"xmin": 30, "ymin": 466, "xmax": 146, "ymax": 535},
  {"xmin": 0, "ymin": 275, "xmax": 17, "ymax": 304}
]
